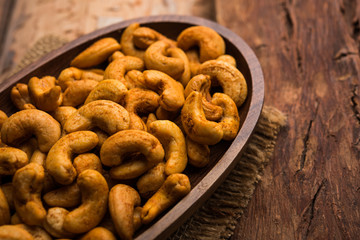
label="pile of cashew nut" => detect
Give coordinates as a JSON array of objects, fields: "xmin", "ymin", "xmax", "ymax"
[{"xmin": 0, "ymin": 23, "xmax": 247, "ymax": 240}]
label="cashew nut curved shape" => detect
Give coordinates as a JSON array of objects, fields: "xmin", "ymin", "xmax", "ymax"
[
  {"xmin": 57, "ymin": 67, "xmax": 103, "ymax": 91},
  {"xmin": 13, "ymin": 163, "xmax": 46, "ymax": 226},
  {"xmin": 136, "ymin": 162, "xmax": 166, "ymax": 198},
  {"xmin": 144, "ymin": 41, "xmax": 185, "ymax": 80},
  {"xmin": 43, "ymin": 183, "xmax": 81, "ymax": 208},
  {"xmin": 109, "ymin": 184, "xmax": 141, "ymax": 240},
  {"xmin": 141, "ymin": 173, "xmax": 191, "ymax": 224},
  {"xmin": 198, "ymin": 60, "xmax": 248, "ymax": 107},
  {"xmin": 133, "ymin": 26, "xmax": 177, "ymax": 49},
  {"xmin": 186, "ymin": 136, "xmax": 210, "ymax": 167},
  {"xmin": 70, "ymin": 37, "xmax": 121, "ymax": 68},
  {"xmin": 181, "ymin": 91, "xmax": 223, "ymax": 145},
  {"xmin": 103, "ymin": 56, "xmax": 144, "ymax": 86},
  {"xmin": 64, "ymin": 100, "xmax": 130, "ymax": 135},
  {"xmin": 125, "ymin": 88, "xmax": 160, "ymax": 130},
  {"xmin": 84, "ymin": 79, "xmax": 128, "ymax": 105},
  {"xmin": 80, "ymin": 227, "xmax": 116, "ymax": 240},
  {"xmin": 0, "ymin": 225, "xmax": 34, "ymax": 240},
  {"xmin": 46, "ymin": 131, "xmax": 98, "ymax": 185},
  {"xmin": 62, "ymin": 79, "xmax": 98, "ymax": 107},
  {"xmin": 0, "ymin": 110, "xmax": 7, "ymax": 129},
  {"xmin": 155, "ymin": 106, "xmax": 180, "ymax": 121},
  {"xmin": 0, "ymin": 187, "xmax": 10, "ymax": 225},
  {"xmin": 120, "ymin": 23, "xmax": 146, "ymax": 60},
  {"xmin": 184, "ymin": 74, "xmax": 223, "ymax": 121},
  {"xmin": 11, "ymin": 83, "xmax": 36, "ymax": 110},
  {"xmin": 43, "ymin": 207, "xmax": 76, "ymax": 238},
  {"xmin": 108, "ymin": 50, "xmax": 125, "ymax": 62},
  {"xmin": 1, "ymin": 109, "xmax": 61, "ymax": 152},
  {"xmin": 51, "ymin": 106, "xmax": 77, "ymax": 127},
  {"xmin": 100, "ymin": 129, "xmax": 164, "ymax": 167},
  {"xmin": 167, "ymin": 47, "xmax": 191, "ymax": 87},
  {"xmin": 109, "ymin": 153, "xmax": 154, "ymax": 180},
  {"xmin": 124, "ymin": 70, "xmax": 147, "ymax": 89},
  {"xmin": 73, "ymin": 153, "xmax": 103, "ymax": 174},
  {"xmin": 212, "ymin": 93, "xmax": 240, "ymax": 140},
  {"xmin": 148, "ymin": 120, "xmax": 187, "ymax": 175},
  {"xmin": 28, "ymin": 76, "xmax": 62, "ymax": 112},
  {"xmin": 63, "ymin": 169, "xmax": 109, "ymax": 234},
  {"xmin": 143, "ymin": 70, "xmax": 185, "ymax": 111},
  {"xmin": 0, "ymin": 147, "xmax": 28, "ymax": 175},
  {"xmin": 177, "ymin": 26, "xmax": 225, "ymax": 63}
]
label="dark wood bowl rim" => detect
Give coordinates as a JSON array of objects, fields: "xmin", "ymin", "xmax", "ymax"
[{"xmin": 1, "ymin": 15, "xmax": 264, "ymax": 240}]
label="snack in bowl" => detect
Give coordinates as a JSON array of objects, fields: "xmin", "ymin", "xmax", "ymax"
[{"xmin": 0, "ymin": 16, "xmax": 263, "ymax": 240}]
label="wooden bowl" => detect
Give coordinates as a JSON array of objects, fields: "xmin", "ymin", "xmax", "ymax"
[{"xmin": 0, "ymin": 15, "xmax": 264, "ymax": 239}]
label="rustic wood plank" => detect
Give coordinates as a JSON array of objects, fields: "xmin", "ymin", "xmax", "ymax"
[{"xmin": 216, "ymin": 0, "xmax": 360, "ymax": 239}]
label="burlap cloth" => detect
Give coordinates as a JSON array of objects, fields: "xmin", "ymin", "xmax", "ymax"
[{"xmin": 9, "ymin": 35, "xmax": 287, "ymax": 240}]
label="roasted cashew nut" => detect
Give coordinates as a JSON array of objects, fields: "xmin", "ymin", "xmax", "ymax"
[
  {"xmin": 120, "ymin": 23, "xmax": 146, "ymax": 60},
  {"xmin": 177, "ymin": 25, "xmax": 225, "ymax": 63},
  {"xmin": 198, "ymin": 60, "xmax": 248, "ymax": 107},
  {"xmin": 1, "ymin": 183, "xmax": 14, "ymax": 210},
  {"xmin": 181, "ymin": 91, "xmax": 223, "ymax": 145},
  {"xmin": 51, "ymin": 106, "xmax": 77, "ymax": 127},
  {"xmin": 109, "ymin": 184, "xmax": 141, "ymax": 240},
  {"xmin": 0, "ymin": 110, "xmax": 8, "ymax": 130},
  {"xmin": 80, "ymin": 227, "xmax": 116, "ymax": 240},
  {"xmin": 103, "ymin": 56, "xmax": 144, "ymax": 86},
  {"xmin": 186, "ymin": 136, "xmax": 210, "ymax": 167},
  {"xmin": 57, "ymin": 67, "xmax": 103, "ymax": 91},
  {"xmin": 1, "ymin": 109, "xmax": 61, "ymax": 152},
  {"xmin": 70, "ymin": 37, "xmax": 121, "ymax": 68},
  {"xmin": 141, "ymin": 173, "xmax": 191, "ymax": 224},
  {"xmin": 144, "ymin": 41, "xmax": 185, "ymax": 80},
  {"xmin": 28, "ymin": 76, "xmax": 62, "ymax": 112},
  {"xmin": 148, "ymin": 120, "xmax": 187, "ymax": 175},
  {"xmin": 109, "ymin": 153, "xmax": 154, "ymax": 180},
  {"xmin": 15, "ymin": 224, "xmax": 52, "ymax": 240},
  {"xmin": 0, "ymin": 187, "xmax": 10, "ymax": 225},
  {"xmin": 167, "ymin": 47, "xmax": 191, "ymax": 87},
  {"xmin": 184, "ymin": 74, "xmax": 223, "ymax": 121},
  {"xmin": 212, "ymin": 92, "xmax": 240, "ymax": 140},
  {"xmin": 63, "ymin": 169, "xmax": 109, "ymax": 234},
  {"xmin": 13, "ymin": 163, "xmax": 46, "ymax": 226},
  {"xmin": 0, "ymin": 225, "xmax": 34, "ymax": 240},
  {"xmin": 62, "ymin": 79, "xmax": 98, "ymax": 107},
  {"xmin": 84, "ymin": 79, "xmax": 128, "ymax": 105},
  {"xmin": 217, "ymin": 54, "xmax": 237, "ymax": 67},
  {"xmin": 64, "ymin": 100, "xmax": 130, "ymax": 135},
  {"xmin": 0, "ymin": 147, "xmax": 28, "ymax": 175},
  {"xmin": 136, "ymin": 162, "xmax": 166, "ymax": 198},
  {"xmin": 100, "ymin": 129, "xmax": 164, "ymax": 167},
  {"xmin": 143, "ymin": 70, "xmax": 185, "ymax": 111},
  {"xmin": 43, "ymin": 207, "xmax": 76, "ymax": 238},
  {"xmin": 43, "ymin": 183, "xmax": 81, "ymax": 208},
  {"xmin": 73, "ymin": 153, "xmax": 103, "ymax": 175},
  {"xmin": 46, "ymin": 131, "xmax": 98, "ymax": 185},
  {"xmin": 108, "ymin": 50, "xmax": 125, "ymax": 62},
  {"xmin": 125, "ymin": 88, "xmax": 160, "ymax": 131},
  {"xmin": 185, "ymin": 49, "xmax": 201, "ymax": 77},
  {"xmin": 124, "ymin": 70, "xmax": 147, "ymax": 89},
  {"xmin": 133, "ymin": 26, "xmax": 176, "ymax": 49},
  {"xmin": 10, "ymin": 83, "xmax": 36, "ymax": 110}
]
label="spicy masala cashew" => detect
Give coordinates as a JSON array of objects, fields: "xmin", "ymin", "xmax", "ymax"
[
  {"xmin": 70, "ymin": 37, "xmax": 121, "ymax": 68},
  {"xmin": 108, "ymin": 184, "xmax": 141, "ymax": 240},
  {"xmin": 64, "ymin": 100, "xmax": 130, "ymax": 135},
  {"xmin": 1, "ymin": 109, "xmax": 61, "ymax": 152},
  {"xmin": 46, "ymin": 131, "xmax": 99, "ymax": 185},
  {"xmin": 136, "ymin": 162, "xmax": 166, "ymax": 198},
  {"xmin": 10, "ymin": 83, "xmax": 36, "ymax": 110},
  {"xmin": 62, "ymin": 79, "xmax": 99, "ymax": 107},
  {"xmin": 147, "ymin": 120, "xmax": 187, "ymax": 175},
  {"xmin": 141, "ymin": 173, "xmax": 191, "ymax": 224},
  {"xmin": 12, "ymin": 163, "xmax": 46, "ymax": 226},
  {"xmin": 84, "ymin": 79, "xmax": 128, "ymax": 105},
  {"xmin": 57, "ymin": 67, "xmax": 103, "ymax": 91},
  {"xmin": 0, "ymin": 147, "xmax": 28, "ymax": 175}
]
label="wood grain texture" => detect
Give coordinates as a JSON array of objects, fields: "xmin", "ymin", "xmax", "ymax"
[{"xmin": 216, "ymin": 0, "xmax": 360, "ymax": 239}]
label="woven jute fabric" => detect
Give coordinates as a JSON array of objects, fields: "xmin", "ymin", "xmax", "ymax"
[{"xmin": 9, "ymin": 35, "xmax": 287, "ymax": 240}]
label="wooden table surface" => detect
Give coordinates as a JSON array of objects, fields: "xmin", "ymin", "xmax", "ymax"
[{"xmin": 1, "ymin": 0, "xmax": 359, "ymax": 239}]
